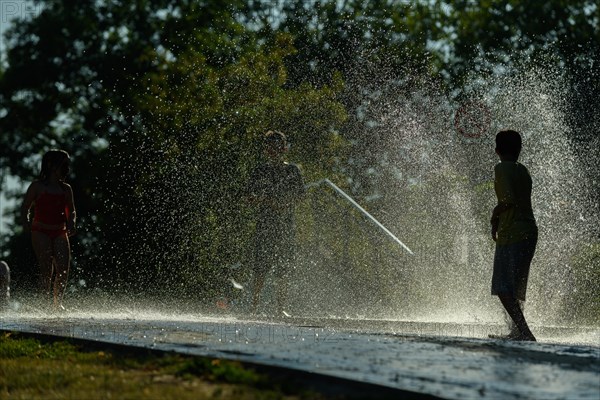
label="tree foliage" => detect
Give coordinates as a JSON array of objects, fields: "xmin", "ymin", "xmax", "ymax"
[
  {"xmin": 0, "ymin": 0, "xmax": 597, "ymax": 302},
  {"xmin": 431, "ymin": 0, "xmax": 599, "ymax": 80},
  {"xmin": 0, "ymin": 1, "xmax": 346, "ymax": 295}
]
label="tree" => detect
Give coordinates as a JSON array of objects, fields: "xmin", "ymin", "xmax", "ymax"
[
  {"xmin": 0, "ymin": 0, "xmax": 347, "ymax": 297},
  {"xmin": 432, "ymin": 0, "xmax": 600, "ymax": 231},
  {"xmin": 239, "ymin": 1, "xmax": 445, "ymax": 203}
]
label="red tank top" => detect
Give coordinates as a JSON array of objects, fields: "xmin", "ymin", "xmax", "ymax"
[{"xmin": 33, "ymin": 191, "xmax": 68, "ymax": 225}]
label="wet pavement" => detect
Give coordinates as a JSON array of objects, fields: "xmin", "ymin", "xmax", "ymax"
[{"xmin": 1, "ymin": 310, "xmax": 599, "ymax": 400}]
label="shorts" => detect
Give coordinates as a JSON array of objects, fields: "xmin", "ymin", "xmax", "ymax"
[
  {"xmin": 31, "ymin": 225, "xmax": 67, "ymax": 240},
  {"xmin": 253, "ymin": 227, "xmax": 295, "ymax": 279},
  {"xmin": 492, "ymin": 237, "xmax": 537, "ymax": 301}
]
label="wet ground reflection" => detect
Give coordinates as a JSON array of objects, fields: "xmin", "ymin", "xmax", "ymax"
[{"xmin": 1, "ymin": 311, "xmax": 598, "ymax": 400}]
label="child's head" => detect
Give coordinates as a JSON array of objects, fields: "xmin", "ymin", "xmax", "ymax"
[
  {"xmin": 263, "ymin": 130, "xmax": 287, "ymax": 158},
  {"xmin": 495, "ymin": 130, "xmax": 522, "ymax": 161},
  {"xmin": 40, "ymin": 149, "xmax": 70, "ymax": 181}
]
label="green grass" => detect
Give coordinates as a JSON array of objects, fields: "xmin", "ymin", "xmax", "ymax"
[{"xmin": 0, "ymin": 332, "xmax": 324, "ymax": 399}]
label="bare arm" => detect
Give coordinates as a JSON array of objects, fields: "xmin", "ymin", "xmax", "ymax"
[
  {"xmin": 490, "ymin": 202, "xmax": 514, "ymax": 241},
  {"xmin": 64, "ymin": 183, "xmax": 77, "ymax": 236},
  {"xmin": 20, "ymin": 182, "xmax": 39, "ymax": 231},
  {"xmin": 491, "ymin": 202, "xmax": 514, "ymax": 222},
  {"xmin": 491, "ymin": 164, "xmax": 516, "ymax": 241}
]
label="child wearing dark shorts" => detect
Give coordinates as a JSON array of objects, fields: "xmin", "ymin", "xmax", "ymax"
[
  {"xmin": 491, "ymin": 130, "xmax": 538, "ymax": 341},
  {"xmin": 248, "ymin": 130, "xmax": 304, "ymax": 315}
]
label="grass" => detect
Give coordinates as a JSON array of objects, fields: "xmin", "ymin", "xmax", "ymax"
[{"xmin": 0, "ymin": 332, "xmax": 325, "ymax": 399}]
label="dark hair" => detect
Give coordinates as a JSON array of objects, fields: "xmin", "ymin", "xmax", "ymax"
[
  {"xmin": 495, "ymin": 130, "xmax": 522, "ymax": 158},
  {"xmin": 264, "ymin": 130, "xmax": 287, "ymax": 150},
  {"xmin": 39, "ymin": 149, "xmax": 70, "ymax": 181}
]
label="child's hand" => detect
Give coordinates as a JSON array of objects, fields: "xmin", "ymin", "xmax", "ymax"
[
  {"xmin": 67, "ymin": 223, "xmax": 77, "ymax": 237},
  {"xmin": 491, "ymin": 218, "xmax": 499, "ymax": 241}
]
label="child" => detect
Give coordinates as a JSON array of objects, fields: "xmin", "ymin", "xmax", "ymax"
[
  {"xmin": 490, "ymin": 130, "xmax": 538, "ymax": 341},
  {"xmin": 21, "ymin": 149, "xmax": 77, "ymax": 310},
  {"xmin": 0, "ymin": 261, "xmax": 9, "ymax": 309},
  {"xmin": 248, "ymin": 131, "xmax": 305, "ymax": 315}
]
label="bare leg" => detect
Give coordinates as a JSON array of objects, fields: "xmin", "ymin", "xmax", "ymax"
[
  {"xmin": 252, "ymin": 272, "xmax": 266, "ymax": 314},
  {"xmin": 0, "ymin": 261, "xmax": 9, "ymax": 308},
  {"xmin": 498, "ymin": 295, "xmax": 536, "ymax": 341},
  {"xmin": 276, "ymin": 274, "xmax": 288, "ymax": 315},
  {"xmin": 505, "ymin": 300, "xmax": 525, "ymax": 337},
  {"xmin": 52, "ymin": 235, "xmax": 71, "ymax": 309},
  {"xmin": 31, "ymin": 231, "xmax": 54, "ymax": 302}
]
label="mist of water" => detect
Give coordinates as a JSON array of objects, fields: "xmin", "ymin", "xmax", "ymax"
[
  {"xmin": 47, "ymin": 51, "xmax": 598, "ymax": 330},
  {"xmin": 281, "ymin": 59, "xmax": 599, "ymax": 327}
]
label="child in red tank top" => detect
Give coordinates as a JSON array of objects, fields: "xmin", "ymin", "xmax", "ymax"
[{"xmin": 21, "ymin": 149, "xmax": 77, "ymax": 310}]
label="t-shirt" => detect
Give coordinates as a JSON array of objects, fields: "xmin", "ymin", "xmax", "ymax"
[
  {"xmin": 248, "ymin": 161, "xmax": 305, "ymax": 233},
  {"xmin": 494, "ymin": 161, "xmax": 538, "ymax": 245}
]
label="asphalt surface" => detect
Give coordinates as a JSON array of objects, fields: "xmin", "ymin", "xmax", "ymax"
[{"xmin": 1, "ymin": 308, "xmax": 599, "ymax": 400}]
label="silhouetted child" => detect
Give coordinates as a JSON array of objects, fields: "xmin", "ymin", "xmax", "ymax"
[
  {"xmin": 490, "ymin": 130, "xmax": 537, "ymax": 341},
  {"xmin": 248, "ymin": 131, "xmax": 305, "ymax": 315},
  {"xmin": 0, "ymin": 261, "xmax": 9, "ymax": 309},
  {"xmin": 21, "ymin": 149, "xmax": 77, "ymax": 311}
]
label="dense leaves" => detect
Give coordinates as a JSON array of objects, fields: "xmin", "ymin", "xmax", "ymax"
[
  {"xmin": 0, "ymin": 1, "xmax": 347, "ymax": 294},
  {"xmin": 0, "ymin": 0, "xmax": 597, "ymax": 306}
]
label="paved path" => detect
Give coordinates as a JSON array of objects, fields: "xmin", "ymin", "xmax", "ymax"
[{"xmin": 1, "ymin": 311, "xmax": 599, "ymax": 399}]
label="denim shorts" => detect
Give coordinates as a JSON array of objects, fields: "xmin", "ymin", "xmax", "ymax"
[{"xmin": 492, "ymin": 237, "xmax": 537, "ymax": 301}]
